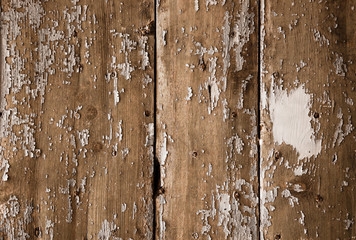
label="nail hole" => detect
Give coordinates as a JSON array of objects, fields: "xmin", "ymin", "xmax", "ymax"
[
  {"xmin": 140, "ymin": 20, "xmax": 155, "ymax": 35},
  {"xmin": 35, "ymin": 149, "xmax": 42, "ymax": 158},
  {"xmin": 34, "ymin": 227, "xmax": 40, "ymax": 237},
  {"xmin": 315, "ymin": 194, "xmax": 323, "ymax": 203},
  {"xmin": 234, "ymin": 192, "xmax": 240, "ymax": 199},
  {"xmin": 314, "ymin": 112, "xmax": 319, "ymax": 118},
  {"xmin": 231, "ymin": 112, "xmax": 237, "ymax": 118},
  {"xmin": 274, "ymin": 151, "xmax": 281, "ymax": 160},
  {"xmin": 199, "ymin": 58, "xmax": 206, "ymax": 71},
  {"xmin": 192, "ymin": 151, "xmax": 198, "ymax": 158},
  {"xmin": 192, "ymin": 232, "xmax": 199, "ymax": 239},
  {"xmin": 144, "ymin": 110, "xmax": 151, "ymax": 117},
  {"xmin": 112, "ymin": 150, "xmax": 117, "ymax": 157},
  {"xmin": 273, "ymin": 72, "xmax": 280, "ymax": 79},
  {"xmin": 158, "ymin": 187, "xmax": 165, "ymax": 195},
  {"xmin": 275, "ymin": 234, "xmax": 281, "ymax": 239}
]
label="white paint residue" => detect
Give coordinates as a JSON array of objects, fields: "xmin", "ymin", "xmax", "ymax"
[
  {"xmin": 0, "ymin": 149, "xmax": 10, "ymax": 181},
  {"xmin": 121, "ymin": 203, "xmax": 127, "ymax": 212},
  {"xmin": 312, "ymin": 29, "xmax": 330, "ymax": 46},
  {"xmin": 159, "ymin": 131, "xmax": 173, "ymax": 187},
  {"xmin": 281, "ymin": 189, "xmax": 299, "ymax": 207},
  {"xmin": 205, "ymin": 0, "xmax": 217, "ymax": 11},
  {"xmin": 116, "ymin": 120, "xmax": 123, "ymax": 142},
  {"xmin": 133, "ymin": 202, "xmax": 137, "ymax": 220},
  {"xmin": 204, "ymin": 1, "xmax": 254, "ymax": 114},
  {"xmin": 196, "ymin": 192, "xmax": 216, "ymax": 238},
  {"xmin": 232, "ymin": 1, "xmax": 255, "ymax": 72},
  {"xmin": 98, "ymin": 219, "xmax": 117, "ymax": 240},
  {"xmin": 344, "ymin": 214, "xmax": 354, "ymax": 230},
  {"xmin": 334, "ymin": 53, "xmax": 347, "ymax": 77},
  {"xmin": 222, "ymin": 99, "xmax": 230, "ymax": 122},
  {"xmin": 113, "ymin": 76, "xmax": 120, "ymax": 105},
  {"xmin": 269, "ymin": 83, "xmax": 322, "ymax": 160},
  {"xmin": 185, "ymin": 87, "xmax": 193, "ymax": 101},
  {"xmin": 227, "ymin": 134, "xmax": 244, "ymax": 157},
  {"xmin": 294, "ymin": 165, "xmax": 307, "ymax": 176},
  {"xmin": 121, "ymin": 148, "xmax": 130, "ymax": 159},
  {"xmin": 237, "ymin": 75, "xmax": 252, "ymax": 109},
  {"xmin": 145, "ymin": 123, "xmax": 154, "ymax": 165},
  {"xmin": 332, "ymin": 153, "xmax": 338, "ymax": 164},
  {"xmin": 45, "ymin": 218, "xmax": 54, "ymax": 240},
  {"xmin": 118, "ymin": 33, "xmax": 137, "ymax": 80},
  {"xmin": 139, "ymin": 36, "xmax": 149, "ymax": 70},
  {"xmin": 145, "ymin": 123, "xmax": 154, "ymax": 147},
  {"xmin": 333, "ymin": 108, "xmax": 354, "ymax": 147},
  {"xmin": 159, "ymin": 195, "xmax": 166, "ymax": 240},
  {"xmin": 162, "ymin": 30, "xmax": 167, "ymax": 46},
  {"xmin": 206, "ymin": 57, "xmax": 221, "ymax": 114},
  {"xmin": 160, "ymin": 132, "xmax": 169, "ymax": 166},
  {"xmin": 296, "ymin": 60, "xmax": 307, "ymax": 72},
  {"xmin": 217, "ymin": 193, "xmax": 231, "ymax": 238},
  {"xmin": 216, "ymin": 180, "xmax": 258, "ymax": 239},
  {"xmin": 195, "ymin": 0, "xmax": 200, "ymax": 11},
  {"xmin": 207, "ymin": 163, "xmax": 213, "ymax": 176},
  {"xmin": 77, "ymin": 129, "xmax": 90, "ymax": 147},
  {"xmin": 299, "ymin": 211, "xmax": 305, "ymax": 225},
  {"xmin": 142, "ymin": 74, "xmax": 152, "ymax": 88}
]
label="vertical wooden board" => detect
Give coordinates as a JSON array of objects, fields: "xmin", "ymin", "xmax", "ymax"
[
  {"xmin": 0, "ymin": 0, "xmax": 154, "ymax": 239},
  {"xmin": 261, "ymin": 0, "xmax": 356, "ymax": 239},
  {"xmin": 156, "ymin": 0, "xmax": 259, "ymax": 239}
]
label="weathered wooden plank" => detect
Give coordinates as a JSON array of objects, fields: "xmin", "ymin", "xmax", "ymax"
[
  {"xmin": 0, "ymin": 0, "xmax": 154, "ymax": 239},
  {"xmin": 261, "ymin": 0, "xmax": 356, "ymax": 239},
  {"xmin": 156, "ymin": 0, "xmax": 259, "ymax": 239}
]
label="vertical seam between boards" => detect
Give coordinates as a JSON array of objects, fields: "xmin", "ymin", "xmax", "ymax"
[
  {"xmin": 257, "ymin": 0, "xmax": 262, "ymax": 239},
  {"xmin": 152, "ymin": 0, "xmax": 158, "ymax": 239}
]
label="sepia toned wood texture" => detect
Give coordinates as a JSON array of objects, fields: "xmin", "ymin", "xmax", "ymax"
[{"xmin": 0, "ymin": 0, "xmax": 155, "ymax": 239}]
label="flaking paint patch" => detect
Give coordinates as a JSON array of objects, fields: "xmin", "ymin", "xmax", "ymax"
[
  {"xmin": 195, "ymin": 0, "xmax": 200, "ymax": 12},
  {"xmin": 216, "ymin": 180, "xmax": 258, "ymax": 239},
  {"xmin": 269, "ymin": 83, "xmax": 322, "ymax": 160},
  {"xmin": 98, "ymin": 219, "xmax": 117, "ymax": 240}
]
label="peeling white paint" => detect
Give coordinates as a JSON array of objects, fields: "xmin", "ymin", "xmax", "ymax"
[
  {"xmin": 334, "ymin": 53, "xmax": 347, "ymax": 77},
  {"xmin": 269, "ymin": 83, "xmax": 322, "ymax": 160},
  {"xmin": 98, "ymin": 219, "xmax": 117, "ymax": 240},
  {"xmin": 185, "ymin": 87, "xmax": 193, "ymax": 102},
  {"xmin": 195, "ymin": 0, "xmax": 200, "ymax": 12}
]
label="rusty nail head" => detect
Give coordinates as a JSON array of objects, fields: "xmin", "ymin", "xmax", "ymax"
[
  {"xmin": 34, "ymin": 227, "xmax": 40, "ymax": 237},
  {"xmin": 273, "ymin": 72, "xmax": 280, "ymax": 79},
  {"xmin": 315, "ymin": 194, "xmax": 323, "ymax": 202}
]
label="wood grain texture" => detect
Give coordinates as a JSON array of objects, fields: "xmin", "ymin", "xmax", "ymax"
[
  {"xmin": 0, "ymin": 0, "xmax": 154, "ymax": 239},
  {"xmin": 156, "ymin": 0, "xmax": 259, "ymax": 239},
  {"xmin": 261, "ymin": 0, "xmax": 356, "ymax": 239}
]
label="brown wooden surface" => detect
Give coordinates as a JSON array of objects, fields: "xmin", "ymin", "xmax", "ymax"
[
  {"xmin": 0, "ymin": 0, "xmax": 154, "ymax": 239},
  {"xmin": 156, "ymin": 0, "xmax": 259, "ymax": 239},
  {"xmin": 1, "ymin": 0, "xmax": 356, "ymax": 239},
  {"xmin": 261, "ymin": 0, "xmax": 356, "ymax": 239}
]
